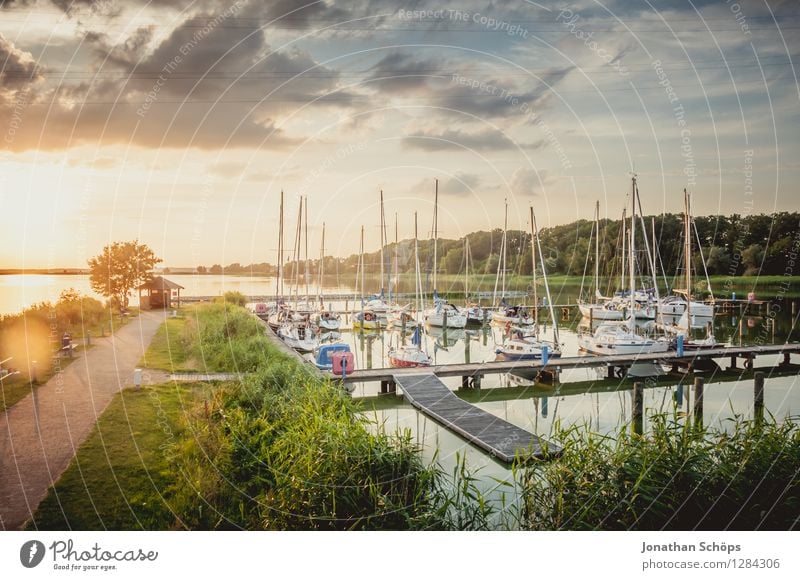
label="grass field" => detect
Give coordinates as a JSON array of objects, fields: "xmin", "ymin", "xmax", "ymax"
[
  {"xmin": 30, "ymin": 381, "xmax": 207, "ymax": 530},
  {"xmin": 138, "ymin": 314, "xmax": 194, "ymax": 372}
]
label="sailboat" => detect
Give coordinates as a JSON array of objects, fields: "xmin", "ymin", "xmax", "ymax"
[
  {"xmin": 658, "ymin": 190, "xmax": 720, "ymax": 350},
  {"xmin": 496, "ymin": 207, "xmax": 562, "ymax": 361},
  {"xmin": 577, "ymin": 201, "xmax": 625, "ymax": 321},
  {"xmin": 491, "ymin": 198, "xmax": 534, "ymax": 326},
  {"xmin": 352, "ymin": 225, "xmax": 382, "ymax": 330},
  {"xmin": 278, "ymin": 196, "xmax": 319, "ymax": 352},
  {"xmin": 312, "ymin": 222, "xmax": 341, "ymax": 331},
  {"xmin": 464, "ymin": 237, "xmax": 492, "ymax": 325},
  {"xmin": 423, "ymin": 179, "xmax": 467, "ymax": 328},
  {"xmin": 579, "ymin": 177, "xmax": 669, "ymax": 357},
  {"xmin": 388, "ymin": 212, "xmax": 430, "ymax": 367},
  {"xmin": 659, "ymin": 189, "xmax": 714, "ymax": 318}
]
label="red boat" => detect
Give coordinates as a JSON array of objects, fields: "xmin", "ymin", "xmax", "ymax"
[{"xmin": 388, "ymin": 346, "xmax": 431, "ymax": 368}]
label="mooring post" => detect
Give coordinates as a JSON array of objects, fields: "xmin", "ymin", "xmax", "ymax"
[
  {"xmin": 783, "ymin": 351, "xmax": 790, "ymax": 366},
  {"xmin": 30, "ymin": 360, "xmax": 37, "ymax": 384},
  {"xmin": 380, "ymin": 380, "xmax": 388, "ymax": 395},
  {"xmin": 607, "ymin": 364, "xmax": 614, "ymax": 379},
  {"xmin": 388, "ymin": 380, "xmax": 396, "ymax": 394},
  {"xmin": 693, "ymin": 376, "xmax": 705, "ymax": 431},
  {"xmin": 754, "ymin": 371, "xmax": 765, "ymax": 427},
  {"xmin": 729, "ymin": 354, "xmax": 737, "ymax": 370},
  {"xmin": 86, "ymin": 330, "xmax": 91, "ymax": 347},
  {"xmin": 461, "ymin": 376, "xmax": 469, "ymax": 390},
  {"xmin": 443, "ymin": 309, "xmax": 448, "ymax": 328},
  {"xmin": 632, "ymin": 381, "xmax": 644, "ymax": 435}
]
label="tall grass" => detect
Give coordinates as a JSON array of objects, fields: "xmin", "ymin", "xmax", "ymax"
[{"xmin": 515, "ymin": 414, "xmax": 800, "ymax": 530}]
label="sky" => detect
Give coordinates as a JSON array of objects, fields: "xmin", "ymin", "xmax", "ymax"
[{"xmin": 0, "ymin": 0, "xmax": 798, "ymax": 268}]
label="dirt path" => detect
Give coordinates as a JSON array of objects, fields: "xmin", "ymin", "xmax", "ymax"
[{"xmin": 0, "ymin": 310, "xmax": 169, "ymax": 530}]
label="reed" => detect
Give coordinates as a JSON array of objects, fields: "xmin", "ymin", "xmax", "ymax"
[{"xmin": 514, "ymin": 414, "xmax": 800, "ymax": 530}]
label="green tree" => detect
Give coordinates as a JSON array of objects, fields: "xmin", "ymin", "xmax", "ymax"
[{"xmin": 88, "ymin": 241, "xmax": 161, "ymax": 312}]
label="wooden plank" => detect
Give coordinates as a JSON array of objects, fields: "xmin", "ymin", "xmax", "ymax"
[
  {"xmin": 341, "ymin": 343, "xmax": 800, "ymax": 383},
  {"xmin": 394, "ymin": 373, "xmax": 561, "ymax": 462}
]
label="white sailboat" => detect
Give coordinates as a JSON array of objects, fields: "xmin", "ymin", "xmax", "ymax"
[
  {"xmin": 496, "ymin": 207, "xmax": 562, "ymax": 360},
  {"xmin": 279, "ymin": 196, "xmax": 319, "ymax": 352},
  {"xmin": 464, "ymin": 237, "xmax": 492, "ymax": 325},
  {"xmin": 312, "ymin": 222, "xmax": 341, "ymax": 331},
  {"xmin": 578, "ymin": 201, "xmax": 625, "ymax": 321},
  {"xmin": 352, "ymin": 225, "xmax": 382, "ymax": 330},
  {"xmin": 424, "ymin": 179, "xmax": 467, "ymax": 328},
  {"xmin": 492, "ymin": 198, "xmax": 534, "ymax": 326},
  {"xmin": 659, "ymin": 189, "xmax": 714, "ymax": 318},
  {"xmin": 579, "ymin": 177, "xmax": 669, "ymax": 357}
]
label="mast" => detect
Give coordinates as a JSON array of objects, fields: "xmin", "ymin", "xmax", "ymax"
[
  {"xmin": 594, "ymin": 200, "xmax": 600, "ymax": 299},
  {"xmin": 293, "ymin": 198, "xmax": 303, "ymax": 304},
  {"xmin": 277, "ymin": 190, "xmax": 284, "ymax": 298},
  {"xmin": 432, "ymin": 179, "xmax": 438, "ymax": 296},
  {"xmin": 620, "ymin": 207, "xmax": 627, "ymax": 294},
  {"xmin": 530, "ymin": 207, "xmax": 538, "ymax": 329},
  {"xmin": 360, "ymin": 225, "xmax": 365, "ymax": 314},
  {"xmin": 394, "ymin": 212, "xmax": 399, "ymax": 304},
  {"xmin": 380, "ymin": 190, "xmax": 385, "ymax": 295},
  {"xmin": 532, "ymin": 208, "xmax": 559, "ymax": 345},
  {"xmin": 318, "ymin": 222, "xmax": 325, "ymax": 306},
  {"xmin": 634, "ymin": 181, "xmax": 659, "ymax": 301},
  {"xmin": 502, "ymin": 198, "xmax": 508, "ymax": 301},
  {"xmin": 464, "ymin": 238, "xmax": 468, "ymax": 301},
  {"xmin": 304, "ymin": 196, "xmax": 309, "ymax": 303},
  {"xmin": 629, "ymin": 177, "xmax": 636, "ymax": 328},
  {"xmin": 414, "ymin": 213, "xmax": 420, "ymax": 315},
  {"xmin": 684, "ymin": 188, "xmax": 691, "ymax": 323}
]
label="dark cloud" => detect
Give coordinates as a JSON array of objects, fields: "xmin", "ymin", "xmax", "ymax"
[
  {"xmin": 364, "ymin": 51, "xmax": 443, "ymax": 94},
  {"xmin": 439, "ymin": 172, "xmax": 481, "ymax": 196},
  {"xmin": 403, "ymin": 127, "xmax": 544, "ymax": 152},
  {"xmin": 510, "ymin": 168, "xmax": 550, "ymax": 197},
  {"xmin": 0, "ymin": 33, "xmax": 43, "ymax": 93}
]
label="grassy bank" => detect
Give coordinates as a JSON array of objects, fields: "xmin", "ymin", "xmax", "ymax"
[
  {"xmin": 32, "ymin": 381, "xmax": 207, "ymax": 530},
  {"xmin": 32, "ymin": 301, "xmax": 800, "ymax": 530}
]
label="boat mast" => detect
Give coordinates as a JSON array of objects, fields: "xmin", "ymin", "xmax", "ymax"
[
  {"xmin": 532, "ymin": 208, "xmax": 559, "ymax": 345},
  {"xmin": 360, "ymin": 225, "xmax": 365, "ymax": 315},
  {"xmin": 293, "ymin": 198, "xmax": 303, "ymax": 304},
  {"xmin": 304, "ymin": 196, "xmax": 309, "ymax": 303},
  {"xmin": 594, "ymin": 200, "xmax": 600, "ymax": 300},
  {"xmin": 530, "ymin": 207, "xmax": 538, "ymax": 330},
  {"xmin": 629, "ymin": 177, "xmax": 636, "ymax": 328},
  {"xmin": 502, "ymin": 198, "xmax": 508, "ymax": 301},
  {"xmin": 277, "ymin": 190, "xmax": 284, "ymax": 299},
  {"xmin": 394, "ymin": 212, "xmax": 399, "ymax": 304},
  {"xmin": 380, "ymin": 190, "xmax": 385, "ymax": 296},
  {"xmin": 414, "ymin": 212, "xmax": 420, "ymax": 316},
  {"xmin": 620, "ymin": 207, "xmax": 627, "ymax": 295},
  {"xmin": 432, "ymin": 179, "xmax": 438, "ymax": 297},
  {"xmin": 464, "ymin": 238, "xmax": 468, "ymax": 302},
  {"xmin": 318, "ymin": 222, "xmax": 325, "ymax": 306},
  {"xmin": 684, "ymin": 188, "xmax": 692, "ymax": 323}
]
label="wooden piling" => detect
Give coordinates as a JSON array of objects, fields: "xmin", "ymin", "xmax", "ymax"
[
  {"xmin": 693, "ymin": 376, "xmax": 704, "ymax": 430},
  {"xmin": 632, "ymin": 381, "xmax": 644, "ymax": 435},
  {"xmin": 754, "ymin": 371, "xmax": 765, "ymax": 426}
]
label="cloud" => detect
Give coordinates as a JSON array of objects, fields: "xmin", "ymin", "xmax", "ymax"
[
  {"xmin": 510, "ymin": 168, "xmax": 551, "ymax": 197},
  {"xmin": 364, "ymin": 51, "xmax": 443, "ymax": 94},
  {"xmin": 0, "ymin": 33, "xmax": 43, "ymax": 94},
  {"xmin": 403, "ymin": 127, "xmax": 544, "ymax": 152},
  {"xmin": 438, "ymin": 172, "xmax": 482, "ymax": 197}
]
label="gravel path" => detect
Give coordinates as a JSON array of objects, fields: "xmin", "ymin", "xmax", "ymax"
[{"xmin": 0, "ymin": 310, "xmax": 169, "ymax": 530}]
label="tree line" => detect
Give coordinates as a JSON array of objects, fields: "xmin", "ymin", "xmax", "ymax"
[{"xmin": 195, "ymin": 212, "xmax": 799, "ymax": 281}]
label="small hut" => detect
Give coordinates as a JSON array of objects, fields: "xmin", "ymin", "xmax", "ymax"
[{"xmin": 138, "ymin": 276, "xmax": 184, "ymax": 310}]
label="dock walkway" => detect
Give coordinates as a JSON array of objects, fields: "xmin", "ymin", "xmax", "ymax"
[{"xmin": 394, "ymin": 373, "xmax": 561, "ymax": 462}]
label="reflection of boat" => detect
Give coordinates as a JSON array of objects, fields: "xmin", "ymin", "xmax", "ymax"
[
  {"xmin": 425, "ymin": 325, "xmax": 465, "ymax": 348},
  {"xmin": 424, "ymin": 295, "xmax": 468, "ymax": 328},
  {"xmin": 352, "ymin": 309, "xmax": 382, "ymax": 330},
  {"xmin": 388, "ymin": 326, "xmax": 431, "ymax": 368}
]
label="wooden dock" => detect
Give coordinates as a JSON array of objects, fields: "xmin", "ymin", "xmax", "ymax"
[
  {"xmin": 393, "ymin": 373, "xmax": 561, "ymax": 462},
  {"xmin": 340, "ymin": 343, "xmax": 800, "ymax": 385}
]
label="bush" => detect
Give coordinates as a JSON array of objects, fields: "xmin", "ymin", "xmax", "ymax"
[{"xmin": 217, "ymin": 291, "xmax": 248, "ymax": 308}]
